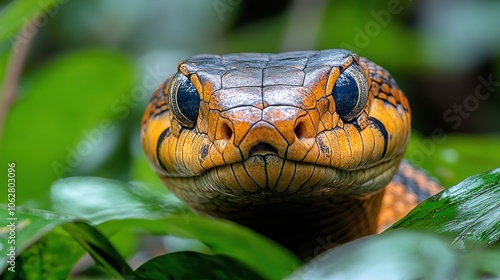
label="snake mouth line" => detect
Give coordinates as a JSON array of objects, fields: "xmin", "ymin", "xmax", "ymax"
[
  {"xmin": 197, "ymin": 149, "xmax": 405, "ymax": 178},
  {"xmin": 184, "ymin": 153, "xmax": 403, "ymax": 197}
]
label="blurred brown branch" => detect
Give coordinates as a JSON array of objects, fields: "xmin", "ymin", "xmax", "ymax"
[{"xmin": 0, "ymin": 22, "xmax": 37, "ymax": 144}]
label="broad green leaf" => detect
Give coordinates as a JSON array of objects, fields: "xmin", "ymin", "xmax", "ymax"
[
  {"xmin": 0, "ymin": 205, "xmax": 134, "ymax": 279},
  {"xmin": 49, "ymin": 176, "xmax": 300, "ymax": 279},
  {"xmin": 0, "ymin": 206, "xmax": 83, "ymax": 276},
  {"xmin": 0, "ymin": 49, "xmax": 134, "ymax": 206},
  {"xmin": 134, "ymin": 251, "xmax": 265, "ymax": 280},
  {"xmin": 144, "ymin": 215, "xmax": 301, "ymax": 280},
  {"xmin": 99, "ymin": 214, "xmax": 301, "ymax": 279},
  {"xmin": 0, "ymin": 232, "xmax": 82, "ymax": 280},
  {"xmin": 62, "ymin": 222, "xmax": 134, "ymax": 279},
  {"xmin": 51, "ymin": 176, "xmax": 187, "ymax": 262},
  {"xmin": 389, "ymin": 168, "xmax": 500, "ymax": 246},
  {"xmin": 406, "ymin": 133, "xmax": 500, "ymax": 186},
  {"xmin": 50, "ymin": 176, "xmax": 188, "ymax": 225},
  {"xmin": 286, "ymin": 231, "xmax": 500, "ymax": 280},
  {"xmin": 0, "ymin": 0, "xmax": 60, "ymax": 43}
]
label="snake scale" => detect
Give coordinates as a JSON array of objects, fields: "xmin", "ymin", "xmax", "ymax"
[{"xmin": 141, "ymin": 49, "xmax": 441, "ymax": 258}]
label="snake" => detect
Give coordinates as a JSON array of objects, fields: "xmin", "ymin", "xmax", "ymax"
[{"xmin": 141, "ymin": 49, "xmax": 442, "ymax": 259}]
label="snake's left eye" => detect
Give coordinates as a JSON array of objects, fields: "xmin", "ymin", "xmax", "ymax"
[
  {"xmin": 168, "ymin": 73, "xmax": 200, "ymax": 128},
  {"xmin": 332, "ymin": 63, "xmax": 369, "ymax": 121}
]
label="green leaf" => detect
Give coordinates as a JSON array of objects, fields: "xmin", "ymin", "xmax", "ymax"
[
  {"xmin": 103, "ymin": 216, "xmax": 300, "ymax": 280},
  {"xmin": 0, "ymin": 206, "xmax": 83, "ymax": 277},
  {"xmin": 0, "ymin": 0, "xmax": 61, "ymax": 43},
  {"xmin": 287, "ymin": 170, "xmax": 500, "ymax": 279},
  {"xmin": 106, "ymin": 215, "xmax": 300, "ymax": 280},
  {"xmin": 0, "ymin": 232, "xmax": 83, "ymax": 280},
  {"xmin": 62, "ymin": 222, "xmax": 134, "ymax": 279},
  {"xmin": 134, "ymin": 251, "xmax": 265, "ymax": 280},
  {"xmin": 49, "ymin": 176, "xmax": 300, "ymax": 279},
  {"xmin": 389, "ymin": 168, "xmax": 500, "ymax": 246},
  {"xmin": 0, "ymin": 205, "xmax": 135, "ymax": 279},
  {"xmin": 0, "ymin": 49, "xmax": 134, "ymax": 206},
  {"xmin": 285, "ymin": 231, "xmax": 500, "ymax": 280},
  {"xmin": 147, "ymin": 215, "xmax": 301, "ymax": 280},
  {"xmin": 51, "ymin": 176, "xmax": 188, "ymax": 225},
  {"xmin": 50, "ymin": 176, "xmax": 189, "ymax": 262}
]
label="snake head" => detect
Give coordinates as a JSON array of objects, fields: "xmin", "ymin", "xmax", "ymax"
[
  {"xmin": 141, "ymin": 50, "xmax": 415, "ymax": 258},
  {"xmin": 141, "ymin": 49, "xmax": 410, "ymax": 207}
]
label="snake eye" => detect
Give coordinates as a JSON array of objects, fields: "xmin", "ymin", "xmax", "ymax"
[
  {"xmin": 332, "ymin": 63, "xmax": 369, "ymax": 121},
  {"xmin": 168, "ymin": 73, "xmax": 200, "ymax": 128}
]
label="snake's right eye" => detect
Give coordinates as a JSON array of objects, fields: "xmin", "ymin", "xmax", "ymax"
[
  {"xmin": 332, "ymin": 63, "xmax": 369, "ymax": 122},
  {"xmin": 168, "ymin": 73, "xmax": 200, "ymax": 128}
]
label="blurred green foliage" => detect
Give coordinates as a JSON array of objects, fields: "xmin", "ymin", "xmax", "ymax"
[
  {"xmin": 1, "ymin": 50, "xmax": 134, "ymax": 207},
  {"xmin": 406, "ymin": 133, "xmax": 500, "ymax": 187}
]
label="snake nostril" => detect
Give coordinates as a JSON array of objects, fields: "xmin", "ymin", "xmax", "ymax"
[
  {"xmin": 221, "ymin": 123, "xmax": 233, "ymax": 141},
  {"xmin": 294, "ymin": 121, "xmax": 309, "ymax": 140}
]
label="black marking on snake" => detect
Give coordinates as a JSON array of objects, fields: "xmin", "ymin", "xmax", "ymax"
[
  {"xmin": 392, "ymin": 171, "xmax": 429, "ymax": 202},
  {"xmin": 317, "ymin": 136, "xmax": 330, "ymax": 154},
  {"xmin": 393, "ymin": 162, "xmax": 438, "ymax": 202},
  {"xmin": 151, "ymin": 80, "xmax": 170, "ymax": 117},
  {"xmin": 200, "ymin": 143, "xmax": 209, "ymax": 161},
  {"xmin": 368, "ymin": 117, "xmax": 388, "ymax": 159},
  {"xmin": 389, "ymin": 76, "xmax": 401, "ymax": 91},
  {"xmin": 156, "ymin": 128, "xmax": 171, "ymax": 172},
  {"xmin": 352, "ymin": 121, "xmax": 360, "ymax": 130}
]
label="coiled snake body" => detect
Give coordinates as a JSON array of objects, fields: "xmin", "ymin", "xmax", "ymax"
[{"xmin": 141, "ymin": 50, "xmax": 441, "ymax": 258}]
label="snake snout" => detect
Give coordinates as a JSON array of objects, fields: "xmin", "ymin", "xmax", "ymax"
[{"xmin": 237, "ymin": 121, "xmax": 289, "ymax": 159}]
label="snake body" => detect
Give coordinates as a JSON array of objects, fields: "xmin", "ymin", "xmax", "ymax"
[{"xmin": 141, "ymin": 49, "xmax": 441, "ymax": 258}]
